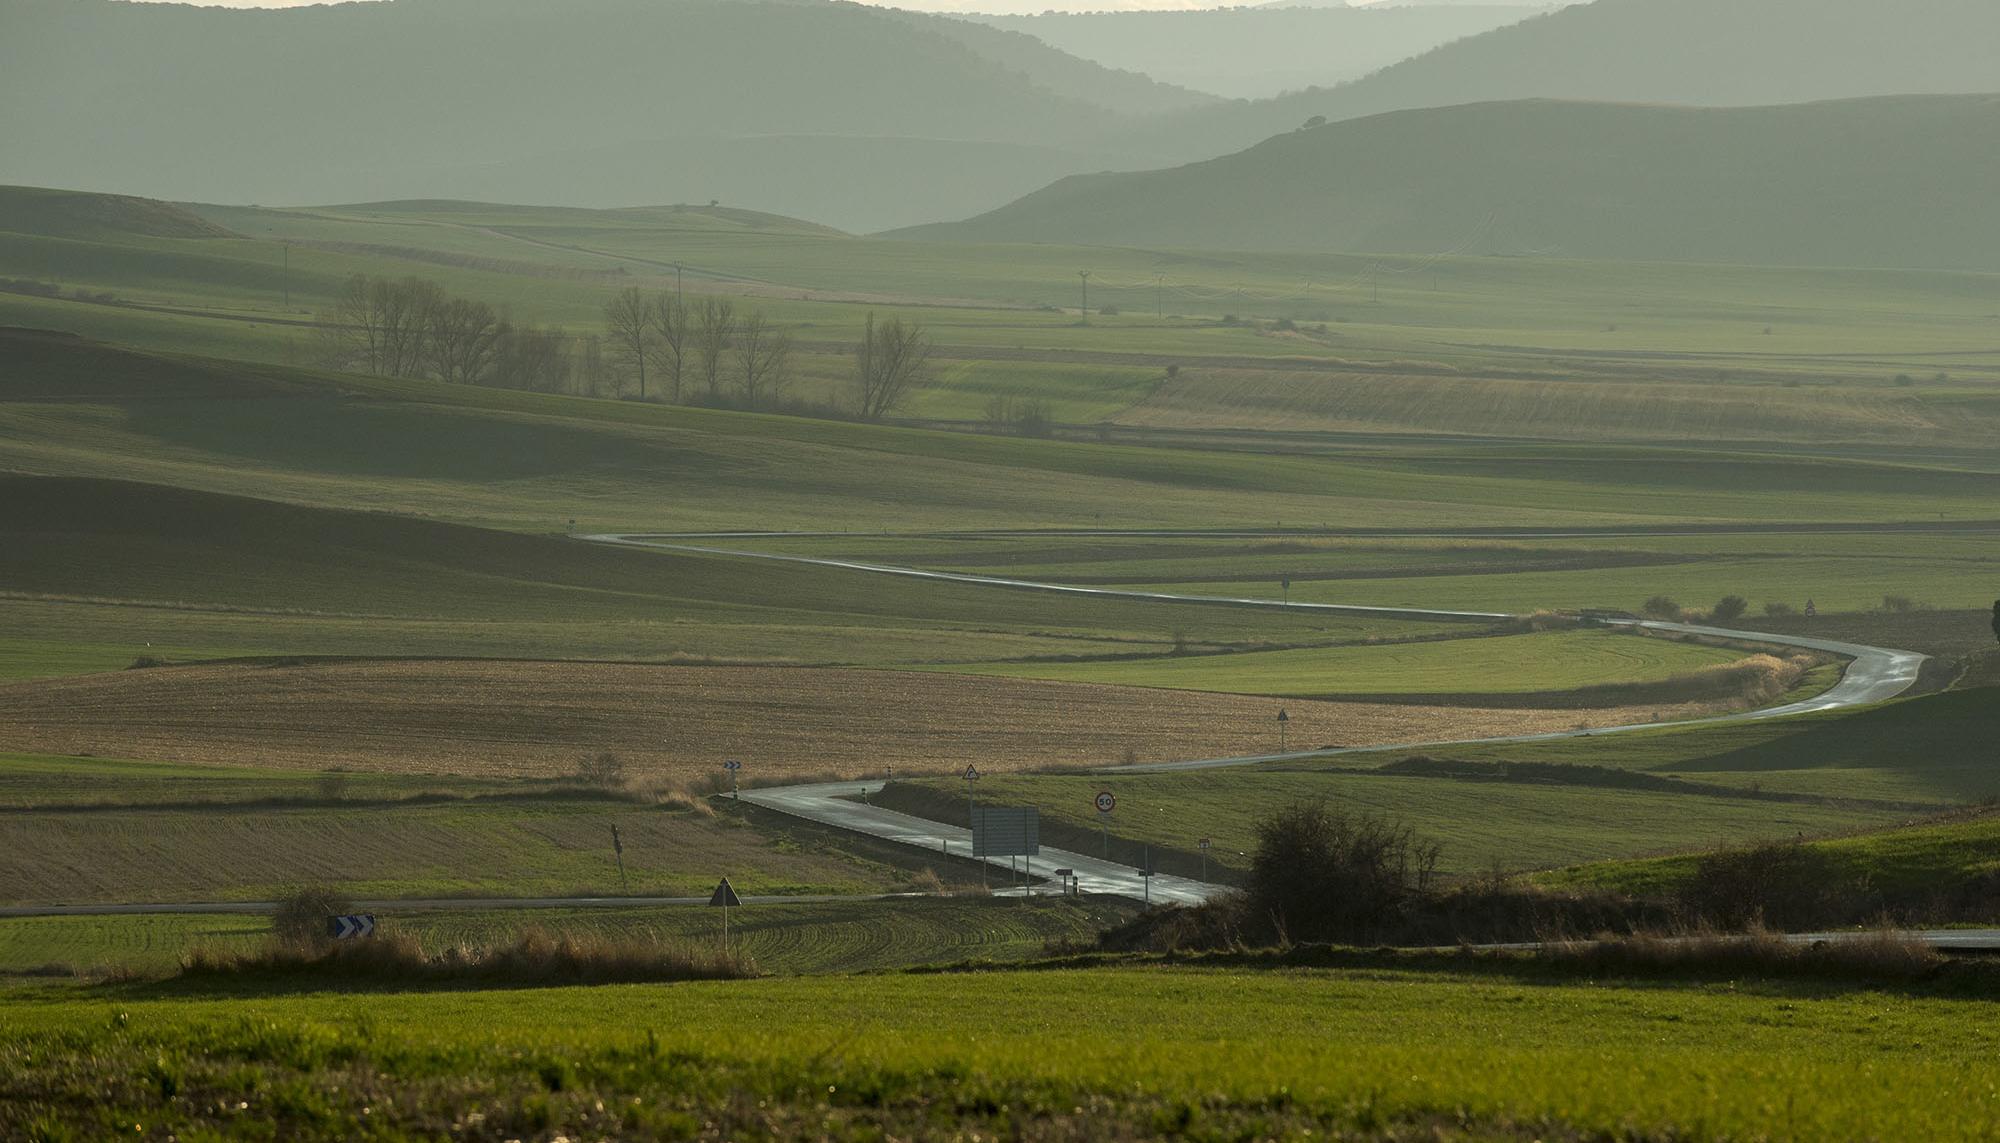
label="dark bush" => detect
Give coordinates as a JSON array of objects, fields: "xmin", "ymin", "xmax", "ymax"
[
  {"xmin": 1641, "ymin": 595, "xmax": 1683, "ymax": 620},
  {"xmin": 271, "ymin": 883, "xmax": 354, "ymax": 946},
  {"xmin": 1247, "ymin": 799, "xmax": 1439, "ymax": 943},
  {"xmin": 1711, "ymin": 595, "xmax": 1749, "ymax": 622},
  {"xmin": 573, "ymin": 751, "xmax": 627, "ymax": 789},
  {"xmin": 1677, "ymin": 842, "xmax": 1866, "ymax": 930}
]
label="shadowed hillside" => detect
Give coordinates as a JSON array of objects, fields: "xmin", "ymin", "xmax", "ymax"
[
  {"xmin": 901, "ymin": 95, "xmax": 2000, "ymax": 271},
  {"xmin": 1133, "ymin": 0, "xmax": 2000, "ymax": 164},
  {"xmin": 0, "ymin": 0, "xmax": 1197, "ymax": 230}
]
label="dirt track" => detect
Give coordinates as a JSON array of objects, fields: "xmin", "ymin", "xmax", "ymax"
[{"xmin": 0, "ymin": 660, "xmax": 1712, "ymax": 782}]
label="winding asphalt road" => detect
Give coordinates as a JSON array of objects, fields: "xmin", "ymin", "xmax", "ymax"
[{"xmin": 586, "ymin": 530, "xmax": 1929, "ymax": 902}]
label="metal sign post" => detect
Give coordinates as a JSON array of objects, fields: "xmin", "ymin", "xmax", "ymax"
[
  {"xmin": 1198, "ymin": 837, "xmax": 1212, "ymax": 883},
  {"xmin": 964, "ymin": 766, "xmax": 982, "ymax": 886},
  {"xmin": 1277, "ymin": 708, "xmax": 1290, "ymax": 753},
  {"xmin": 611, "ymin": 824, "xmax": 628, "ymax": 894},
  {"xmin": 708, "ymin": 876, "xmax": 742, "ymax": 952},
  {"xmin": 1142, "ymin": 845, "xmax": 1153, "ymax": 907},
  {"xmin": 1094, "ymin": 790, "xmax": 1115, "ymax": 859},
  {"xmin": 724, "ymin": 759, "xmax": 742, "ymax": 799}
]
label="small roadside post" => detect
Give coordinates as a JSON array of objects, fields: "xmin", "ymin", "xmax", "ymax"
[
  {"xmin": 1281, "ymin": 574, "xmax": 1292, "ymax": 603},
  {"xmin": 724, "ymin": 758, "xmax": 742, "ymax": 799},
  {"xmin": 1805, "ymin": 599, "xmax": 1817, "ymax": 623},
  {"xmin": 964, "ymin": 766, "xmax": 982, "ymax": 886},
  {"xmin": 708, "ymin": 876, "xmax": 742, "ymax": 952},
  {"xmin": 1054, "ymin": 868, "xmax": 1075, "ymax": 897},
  {"xmin": 1277, "ymin": 708, "xmax": 1290, "ymax": 754},
  {"xmin": 1197, "ymin": 836, "xmax": 1212, "ymax": 883},
  {"xmin": 1094, "ymin": 790, "xmax": 1116, "ymax": 858},
  {"xmin": 1142, "ymin": 846, "xmax": 1154, "ymax": 907},
  {"xmin": 611, "ymin": 824, "xmax": 628, "ymax": 894}
]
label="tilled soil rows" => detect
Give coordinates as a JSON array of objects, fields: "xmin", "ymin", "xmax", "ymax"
[{"xmin": 0, "ymin": 659, "xmax": 1693, "ymax": 781}]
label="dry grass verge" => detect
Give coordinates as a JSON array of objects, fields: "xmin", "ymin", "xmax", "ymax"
[
  {"xmin": 180, "ymin": 927, "xmax": 754, "ymax": 986},
  {"xmin": 1540, "ymin": 928, "xmax": 1944, "ymax": 980}
]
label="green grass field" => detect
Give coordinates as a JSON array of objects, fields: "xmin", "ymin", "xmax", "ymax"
[
  {"xmin": 0, "ymin": 753, "xmax": 977, "ymax": 905},
  {"xmin": 894, "ymin": 767, "xmax": 1906, "ymax": 877},
  {"xmin": 945, "ymin": 628, "xmax": 1746, "ymax": 698},
  {"xmin": 0, "ymin": 896, "xmax": 1132, "ymax": 979},
  {"xmin": 1541, "ymin": 807, "xmax": 2000, "ymax": 901},
  {"xmin": 11, "ymin": 188, "xmax": 2000, "ymax": 454},
  {"xmin": 1357, "ymin": 686, "xmax": 2000, "ymax": 806},
  {"xmin": 7, "ymin": 962, "xmax": 2000, "ymax": 1140}
]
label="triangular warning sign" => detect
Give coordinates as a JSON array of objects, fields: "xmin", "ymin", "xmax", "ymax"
[{"xmin": 708, "ymin": 877, "xmax": 742, "ymax": 907}]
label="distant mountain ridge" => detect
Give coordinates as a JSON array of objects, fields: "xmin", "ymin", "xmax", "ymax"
[
  {"xmin": 1131, "ymin": 0, "xmax": 2000, "ymax": 161},
  {"xmin": 961, "ymin": 6, "xmax": 1546, "ymax": 99},
  {"xmin": 0, "ymin": 0, "xmax": 1195, "ymax": 230},
  {"xmin": 897, "ymin": 95, "xmax": 2000, "ymax": 272}
]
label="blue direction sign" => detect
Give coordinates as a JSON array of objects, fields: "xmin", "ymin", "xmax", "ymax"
[{"xmin": 328, "ymin": 914, "xmax": 376, "ymax": 940}]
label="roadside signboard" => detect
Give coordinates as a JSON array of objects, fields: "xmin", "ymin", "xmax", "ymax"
[
  {"xmin": 708, "ymin": 877, "xmax": 742, "ymax": 908},
  {"xmin": 971, "ymin": 806, "xmax": 1040, "ymax": 857},
  {"xmin": 1198, "ymin": 838, "xmax": 1212, "ymax": 850},
  {"xmin": 1094, "ymin": 790, "xmax": 1116, "ymax": 814},
  {"xmin": 964, "ymin": 765, "xmax": 981, "ymax": 782},
  {"xmin": 328, "ymin": 914, "xmax": 375, "ymax": 941},
  {"xmin": 724, "ymin": 759, "xmax": 743, "ymax": 798}
]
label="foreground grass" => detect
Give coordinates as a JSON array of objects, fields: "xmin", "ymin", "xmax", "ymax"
[
  {"xmin": 0, "ymin": 898, "xmax": 1137, "ymax": 980},
  {"xmin": 7, "ymin": 962, "xmax": 2000, "ymax": 1140}
]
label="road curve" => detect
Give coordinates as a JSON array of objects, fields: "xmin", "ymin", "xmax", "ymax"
[{"xmin": 584, "ymin": 530, "xmax": 1929, "ymax": 902}]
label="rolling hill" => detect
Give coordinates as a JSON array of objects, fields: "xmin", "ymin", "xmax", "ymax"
[
  {"xmin": 0, "ymin": 0, "xmax": 1200, "ymax": 231},
  {"xmin": 900, "ymin": 95, "xmax": 2000, "ymax": 271},
  {"xmin": 1131, "ymin": 0, "xmax": 2000, "ymax": 166},
  {"xmin": 962, "ymin": 6, "xmax": 1546, "ymax": 99}
]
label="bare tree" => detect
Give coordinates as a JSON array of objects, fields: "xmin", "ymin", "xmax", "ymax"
[
  {"xmin": 315, "ymin": 274, "xmax": 439, "ymax": 378},
  {"xmin": 373, "ymin": 277, "xmax": 441, "ymax": 379},
  {"xmin": 694, "ymin": 296, "xmax": 737, "ymax": 397},
  {"xmin": 426, "ymin": 297, "xmax": 504, "ymax": 384},
  {"xmin": 603, "ymin": 286, "xmax": 655, "ymax": 398},
  {"xmin": 852, "ymin": 312, "xmax": 932, "ymax": 420},
  {"xmin": 733, "ymin": 311, "xmax": 793, "ymax": 406},
  {"xmin": 653, "ymin": 291, "xmax": 688, "ymax": 402},
  {"xmin": 490, "ymin": 324, "xmax": 570, "ymax": 392}
]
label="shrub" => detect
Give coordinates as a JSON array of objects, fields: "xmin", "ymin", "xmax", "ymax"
[
  {"xmin": 271, "ymin": 884, "xmax": 354, "ymax": 946},
  {"xmin": 1247, "ymin": 799, "xmax": 1439, "ymax": 943},
  {"xmin": 1677, "ymin": 841, "xmax": 1866, "ymax": 930},
  {"xmin": 126, "ymin": 656, "xmax": 165, "ymax": 670},
  {"xmin": 1881, "ymin": 595, "xmax": 1919, "ymax": 613},
  {"xmin": 1763, "ymin": 601, "xmax": 1796, "ymax": 618},
  {"xmin": 1894, "ymin": 373, "xmax": 1917, "ymax": 387},
  {"xmin": 573, "ymin": 751, "xmax": 627, "ymax": 788},
  {"xmin": 1164, "ymin": 364, "xmax": 1180, "ymax": 379},
  {"xmin": 1710, "ymin": 595, "xmax": 1749, "ymax": 622},
  {"xmin": 1641, "ymin": 595, "xmax": 1683, "ymax": 620}
]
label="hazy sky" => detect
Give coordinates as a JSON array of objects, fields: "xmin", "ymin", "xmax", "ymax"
[{"xmin": 140, "ymin": 1, "xmax": 1388, "ymax": 10}]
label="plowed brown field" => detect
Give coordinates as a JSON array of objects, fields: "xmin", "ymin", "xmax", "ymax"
[{"xmin": 0, "ymin": 660, "xmax": 1720, "ymax": 781}]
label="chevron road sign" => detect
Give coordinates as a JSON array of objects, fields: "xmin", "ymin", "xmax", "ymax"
[{"xmin": 327, "ymin": 914, "xmax": 376, "ymax": 941}]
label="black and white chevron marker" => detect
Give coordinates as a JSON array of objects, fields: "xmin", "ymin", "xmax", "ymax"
[{"xmin": 327, "ymin": 914, "xmax": 376, "ymax": 940}]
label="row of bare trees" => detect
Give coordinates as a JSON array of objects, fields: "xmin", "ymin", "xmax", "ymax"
[
  {"xmin": 603, "ymin": 287, "xmax": 792, "ymax": 406},
  {"xmin": 314, "ymin": 274, "xmax": 568, "ymax": 390},
  {"xmin": 604, "ymin": 287, "xmax": 933, "ymax": 419},
  {"xmin": 314, "ymin": 275, "xmax": 933, "ymax": 419}
]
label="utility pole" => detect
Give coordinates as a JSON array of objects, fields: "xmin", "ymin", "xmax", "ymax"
[
  {"xmin": 1078, "ymin": 270, "xmax": 1091, "ymax": 324},
  {"xmin": 1155, "ymin": 274, "xmax": 1164, "ymax": 319},
  {"xmin": 611, "ymin": 825, "xmax": 628, "ymax": 894},
  {"xmin": 282, "ymin": 243, "xmax": 290, "ymax": 312},
  {"xmin": 676, "ymin": 261, "xmax": 684, "ymax": 304}
]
